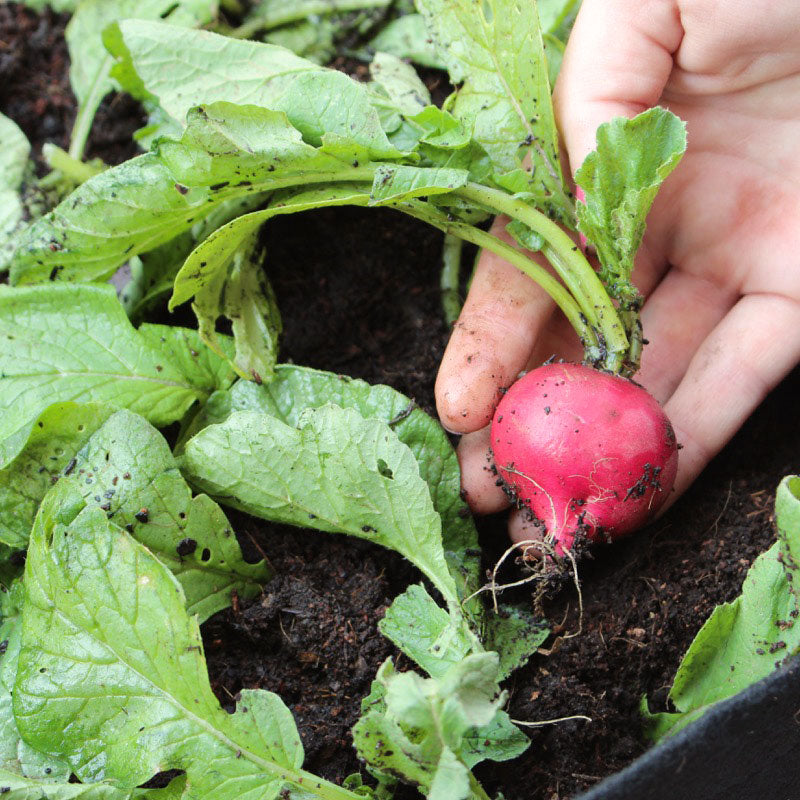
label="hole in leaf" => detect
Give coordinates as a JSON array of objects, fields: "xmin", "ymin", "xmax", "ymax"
[
  {"xmin": 376, "ymin": 459, "xmax": 394, "ymax": 480},
  {"xmin": 138, "ymin": 770, "xmax": 185, "ymax": 790},
  {"xmin": 201, "ymin": 548, "xmax": 211, "ymax": 562},
  {"xmin": 482, "ymin": 0, "xmax": 493, "ymax": 22}
]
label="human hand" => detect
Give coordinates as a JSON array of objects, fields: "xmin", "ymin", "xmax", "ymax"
[{"xmin": 435, "ymin": 0, "xmax": 800, "ymax": 542}]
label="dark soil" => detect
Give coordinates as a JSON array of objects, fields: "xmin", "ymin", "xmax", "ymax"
[
  {"xmin": 0, "ymin": 3, "xmax": 144, "ymax": 171},
  {"xmin": 3, "ymin": 5, "xmax": 799, "ymax": 798}
]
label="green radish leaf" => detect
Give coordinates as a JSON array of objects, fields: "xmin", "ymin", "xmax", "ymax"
[
  {"xmin": 575, "ymin": 107, "xmax": 686, "ymax": 307},
  {"xmin": 0, "ymin": 285, "xmax": 229, "ymax": 467},
  {"xmin": 0, "ymin": 114, "xmax": 31, "ymax": 269},
  {"xmin": 483, "ymin": 605, "xmax": 550, "ymax": 680},
  {"xmin": 171, "ymin": 190, "xmax": 369, "ymax": 314},
  {"xmin": 0, "ymin": 583, "xmax": 187, "ymax": 797},
  {"xmin": 0, "ymin": 582, "xmax": 71, "ymax": 782},
  {"xmin": 244, "ymin": 0, "xmax": 391, "ymax": 30},
  {"xmin": 537, "ymin": 0, "xmax": 580, "ymax": 37},
  {"xmin": 192, "ymin": 233, "xmax": 283, "ymax": 384},
  {"xmin": 136, "ymin": 324, "xmax": 237, "ymax": 397},
  {"xmin": 181, "ymin": 405, "xmax": 461, "ymax": 611},
  {"xmin": 121, "ymin": 232, "xmax": 196, "ymax": 321},
  {"xmin": 9, "ymin": 102, "xmax": 370, "ymax": 286},
  {"xmin": 379, "ymin": 584, "xmax": 475, "ymax": 678},
  {"xmin": 369, "ymin": 52, "xmax": 431, "ymax": 117},
  {"xmin": 643, "ymin": 475, "xmax": 800, "ymax": 741},
  {"xmin": 411, "ymin": 107, "xmax": 473, "ymax": 150},
  {"xmin": 505, "ymin": 219, "xmax": 544, "ymax": 252},
  {"xmin": 13, "ymin": 481, "xmax": 312, "ymax": 798},
  {"xmin": 8, "ymin": 152, "xmax": 230, "ymax": 285},
  {"xmin": 191, "ymin": 366, "xmax": 480, "ymax": 600},
  {"xmin": 461, "ymin": 710, "xmax": 529, "ymax": 768},
  {"xmin": 362, "ymin": 14, "xmax": 445, "ymax": 69},
  {"xmin": 65, "ymin": 0, "xmax": 216, "ymax": 159},
  {"xmin": 0, "ymin": 403, "xmax": 116, "ymax": 550},
  {"xmin": 415, "ymin": 0, "xmax": 569, "ymax": 218},
  {"xmin": 353, "ymin": 654, "xmax": 523, "ymax": 797},
  {"xmin": 369, "ymin": 165, "xmax": 469, "ymax": 205},
  {"xmin": 261, "ymin": 17, "xmax": 339, "ymax": 64},
  {"xmin": 107, "ymin": 20, "xmax": 404, "ymax": 158},
  {"xmin": 254, "ymin": 1, "xmax": 392, "ymax": 66},
  {"xmin": 409, "ymin": 109, "xmax": 493, "ymax": 187},
  {"xmin": 60, "ymin": 409, "xmax": 271, "ymax": 622},
  {"xmin": 155, "ymin": 103, "xmax": 366, "ymax": 190},
  {"xmin": 0, "ymin": 770, "xmax": 185, "ymax": 799}
]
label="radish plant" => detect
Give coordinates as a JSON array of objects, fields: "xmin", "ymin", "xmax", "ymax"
[
  {"xmin": 0, "ymin": 0, "xmax": 691, "ymax": 797},
  {"xmin": 7, "ymin": 0, "xmax": 686, "ymax": 547}
]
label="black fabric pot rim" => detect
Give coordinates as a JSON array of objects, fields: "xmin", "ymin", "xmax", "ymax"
[{"xmin": 576, "ymin": 655, "xmax": 800, "ymax": 800}]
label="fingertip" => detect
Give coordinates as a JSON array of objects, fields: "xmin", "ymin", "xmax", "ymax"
[
  {"xmin": 457, "ymin": 428, "xmax": 510, "ymax": 515},
  {"xmin": 508, "ymin": 509, "xmax": 547, "ymax": 559},
  {"xmin": 435, "ymin": 342, "xmax": 509, "ymax": 433}
]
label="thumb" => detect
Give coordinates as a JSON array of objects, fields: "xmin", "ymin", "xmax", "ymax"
[{"xmin": 554, "ymin": 0, "xmax": 684, "ymax": 173}]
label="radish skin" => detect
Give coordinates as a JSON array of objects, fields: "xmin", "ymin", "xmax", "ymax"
[{"xmin": 491, "ymin": 363, "xmax": 678, "ymax": 553}]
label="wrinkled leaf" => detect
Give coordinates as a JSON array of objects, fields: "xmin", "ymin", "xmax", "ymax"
[
  {"xmin": 245, "ymin": 0, "xmax": 391, "ymax": 30},
  {"xmin": 0, "ymin": 114, "xmax": 31, "ymax": 267},
  {"xmin": 363, "ymin": 14, "xmax": 445, "ymax": 69},
  {"xmin": 0, "ymin": 285, "xmax": 230, "ymax": 468},
  {"xmin": 369, "ymin": 164, "xmax": 468, "ymax": 205},
  {"xmin": 220, "ymin": 243, "xmax": 283, "ymax": 383},
  {"xmin": 195, "ymin": 366, "xmax": 480, "ymax": 597},
  {"xmin": 643, "ymin": 475, "xmax": 800, "ymax": 741},
  {"xmin": 0, "ymin": 403, "xmax": 115, "ymax": 550},
  {"xmin": 60, "ymin": 409, "xmax": 271, "ymax": 621},
  {"xmin": 187, "ymin": 228, "xmax": 283, "ymax": 383},
  {"xmin": 379, "ymin": 584, "xmax": 475, "ymax": 678},
  {"xmin": 353, "ymin": 654, "xmax": 524, "ymax": 796},
  {"xmin": 575, "ymin": 108, "xmax": 686, "ymax": 306},
  {"xmin": 13, "ymin": 482, "xmax": 312, "ymax": 799},
  {"xmin": 107, "ymin": 20, "xmax": 404, "ymax": 158},
  {"xmin": 416, "ymin": 0, "xmax": 569, "ymax": 218},
  {"xmin": 182, "ymin": 405, "xmax": 461, "ymax": 611},
  {"xmin": 369, "ymin": 51, "xmax": 431, "ymax": 117}
]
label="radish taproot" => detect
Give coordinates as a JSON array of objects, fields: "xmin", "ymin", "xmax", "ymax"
[{"xmin": 491, "ymin": 363, "xmax": 678, "ymax": 554}]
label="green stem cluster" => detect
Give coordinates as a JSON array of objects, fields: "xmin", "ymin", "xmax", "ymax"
[{"xmin": 454, "ymin": 183, "xmax": 629, "ymax": 372}]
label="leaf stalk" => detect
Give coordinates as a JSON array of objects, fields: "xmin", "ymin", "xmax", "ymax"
[{"xmin": 453, "ymin": 183, "xmax": 629, "ymax": 372}]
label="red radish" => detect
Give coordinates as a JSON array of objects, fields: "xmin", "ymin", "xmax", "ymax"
[{"xmin": 491, "ymin": 363, "xmax": 678, "ymax": 554}]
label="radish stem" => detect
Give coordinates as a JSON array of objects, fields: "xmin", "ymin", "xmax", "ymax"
[
  {"xmin": 440, "ymin": 233, "xmax": 463, "ymax": 325},
  {"xmin": 454, "ymin": 183, "xmax": 629, "ymax": 371}
]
